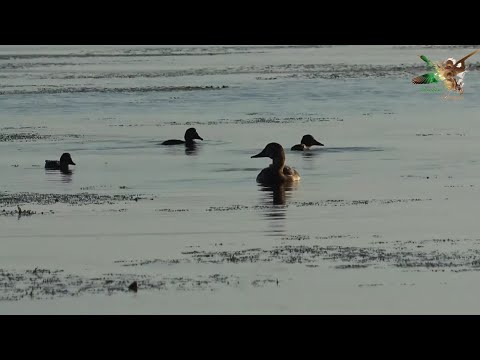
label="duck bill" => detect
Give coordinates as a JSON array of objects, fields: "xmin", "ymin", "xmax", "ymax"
[
  {"xmin": 195, "ymin": 133, "xmax": 203, "ymax": 141},
  {"xmin": 70, "ymin": 160, "xmax": 76, "ymax": 165},
  {"xmin": 251, "ymin": 150, "xmax": 268, "ymax": 158},
  {"xmin": 314, "ymin": 140, "xmax": 324, "ymax": 146}
]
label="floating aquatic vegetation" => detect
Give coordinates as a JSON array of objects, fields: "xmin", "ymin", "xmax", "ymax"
[{"xmin": 0, "ymin": 192, "xmax": 152, "ymax": 207}]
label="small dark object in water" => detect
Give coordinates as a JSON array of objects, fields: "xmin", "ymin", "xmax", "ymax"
[
  {"xmin": 291, "ymin": 135, "xmax": 324, "ymax": 151},
  {"xmin": 45, "ymin": 153, "xmax": 76, "ymax": 172},
  {"xmin": 161, "ymin": 128, "xmax": 203, "ymax": 146},
  {"xmin": 128, "ymin": 281, "xmax": 138, "ymax": 292}
]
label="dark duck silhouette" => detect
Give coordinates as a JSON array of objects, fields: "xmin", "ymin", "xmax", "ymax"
[
  {"xmin": 291, "ymin": 134, "xmax": 324, "ymax": 151},
  {"xmin": 161, "ymin": 128, "xmax": 203, "ymax": 146},
  {"xmin": 251, "ymin": 143, "xmax": 301, "ymax": 184},
  {"xmin": 45, "ymin": 153, "xmax": 76, "ymax": 172}
]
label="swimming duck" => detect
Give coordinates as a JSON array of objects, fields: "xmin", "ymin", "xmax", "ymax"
[
  {"xmin": 161, "ymin": 128, "xmax": 203, "ymax": 146},
  {"xmin": 45, "ymin": 153, "xmax": 76, "ymax": 172},
  {"xmin": 291, "ymin": 134, "xmax": 324, "ymax": 151},
  {"xmin": 251, "ymin": 142, "xmax": 300, "ymax": 184}
]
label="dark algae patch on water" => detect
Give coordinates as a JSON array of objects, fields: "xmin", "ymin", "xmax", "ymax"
[{"xmin": 0, "ymin": 192, "xmax": 153, "ymax": 207}]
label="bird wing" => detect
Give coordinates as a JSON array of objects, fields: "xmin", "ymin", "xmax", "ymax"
[
  {"xmin": 455, "ymin": 49, "xmax": 480, "ymax": 66},
  {"xmin": 412, "ymin": 73, "xmax": 439, "ymax": 84},
  {"xmin": 283, "ymin": 166, "xmax": 294, "ymax": 176},
  {"xmin": 419, "ymin": 55, "xmax": 438, "ymax": 72},
  {"xmin": 284, "ymin": 166, "xmax": 300, "ymax": 179}
]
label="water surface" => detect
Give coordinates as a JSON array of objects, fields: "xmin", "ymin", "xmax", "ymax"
[{"xmin": 1, "ymin": 45, "xmax": 480, "ymax": 314}]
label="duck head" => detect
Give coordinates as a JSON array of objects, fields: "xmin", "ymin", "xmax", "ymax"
[
  {"xmin": 185, "ymin": 128, "xmax": 203, "ymax": 142},
  {"xmin": 251, "ymin": 142, "xmax": 285, "ymax": 160},
  {"xmin": 252, "ymin": 143, "xmax": 287, "ymax": 169},
  {"xmin": 301, "ymin": 134, "xmax": 324, "ymax": 147},
  {"xmin": 60, "ymin": 153, "xmax": 76, "ymax": 166}
]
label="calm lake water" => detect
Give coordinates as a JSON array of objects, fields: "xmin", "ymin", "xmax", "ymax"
[{"xmin": 1, "ymin": 45, "xmax": 480, "ymax": 314}]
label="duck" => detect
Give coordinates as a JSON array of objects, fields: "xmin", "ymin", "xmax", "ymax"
[
  {"xmin": 45, "ymin": 153, "xmax": 76, "ymax": 172},
  {"xmin": 291, "ymin": 134, "xmax": 324, "ymax": 151},
  {"xmin": 161, "ymin": 128, "xmax": 203, "ymax": 146},
  {"xmin": 251, "ymin": 142, "xmax": 300, "ymax": 184}
]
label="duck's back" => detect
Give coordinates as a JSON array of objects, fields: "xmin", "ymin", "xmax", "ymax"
[
  {"xmin": 291, "ymin": 144, "xmax": 305, "ymax": 151},
  {"xmin": 284, "ymin": 166, "xmax": 301, "ymax": 181},
  {"xmin": 162, "ymin": 139, "xmax": 185, "ymax": 145},
  {"xmin": 45, "ymin": 160, "xmax": 60, "ymax": 170}
]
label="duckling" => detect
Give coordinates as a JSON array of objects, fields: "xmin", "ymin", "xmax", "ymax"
[
  {"xmin": 291, "ymin": 134, "xmax": 324, "ymax": 151},
  {"xmin": 251, "ymin": 142, "xmax": 300, "ymax": 184},
  {"xmin": 161, "ymin": 128, "xmax": 203, "ymax": 146},
  {"xmin": 45, "ymin": 153, "xmax": 76, "ymax": 172}
]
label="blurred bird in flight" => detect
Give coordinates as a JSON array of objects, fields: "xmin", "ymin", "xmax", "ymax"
[{"xmin": 412, "ymin": 49, "xmax": 480, "ymax": 97}]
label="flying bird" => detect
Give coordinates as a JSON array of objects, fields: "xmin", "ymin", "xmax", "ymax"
[{"xmin": 412, "ymin": 49, "xmax": 480, "ymax": 94}]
